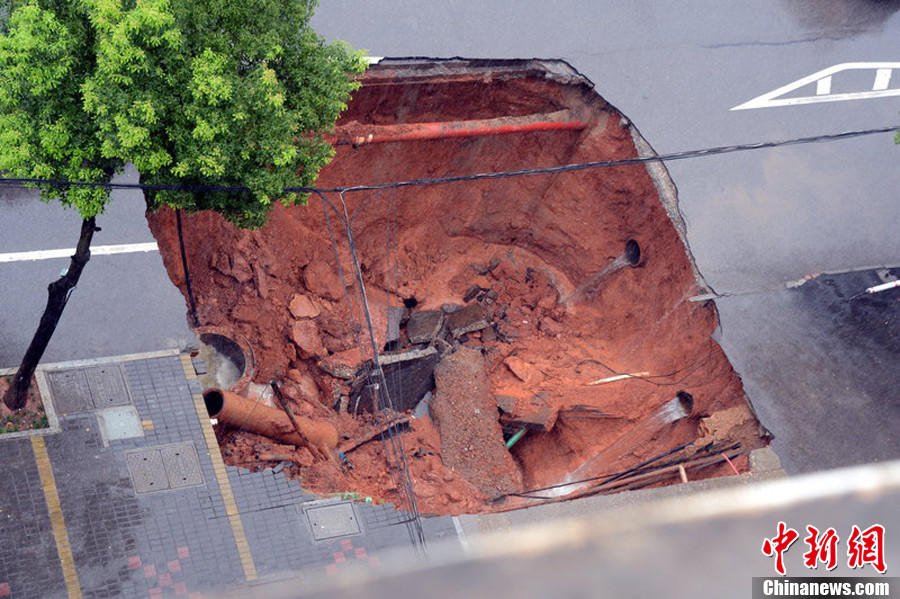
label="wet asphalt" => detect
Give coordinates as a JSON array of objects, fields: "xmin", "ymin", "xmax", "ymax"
[{"xmin": 3, "ymin": 1, "xmax": 900, "ymax": 470}]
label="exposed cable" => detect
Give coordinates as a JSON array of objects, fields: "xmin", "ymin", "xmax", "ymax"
[
  {"xmin": 175, "ymin": 209, "xmax": 201, "ymax": 327},
  {"xmin": 0, "ymin": 125, "xmax": 896, "ymax": 196},
  {"xmin": 316, "ymin": 189, "xmax": 427, "ymax": 556},
  {"xmin": 506, "ymin": 442, "xmax": 695, "ymax": 500}
]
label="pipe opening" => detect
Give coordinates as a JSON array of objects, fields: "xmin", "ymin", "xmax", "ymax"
[
  {"xmin": 203, "ymin": 389, "xmax": 224, "ymax": 418},
  {"xmin": 676, "ymin": 390, "xmax": 694, "ymax": 417},
  {"xmin": 624, "ymin": 239, "xmax": 641, "ymax": 267},
  {"xmin": 198, "ymin": 332, "xmax": 247, "ymax": 390}
]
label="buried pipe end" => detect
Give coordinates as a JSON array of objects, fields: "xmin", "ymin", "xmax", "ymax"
[
  {"xmin": 675, "ymin": 390, "xmax": 694, "ymax": 418},
  {"xmin": 624, "ymin": 239, "xmax": 642, "ymax": 267},
  {"xmin": 202, "ymin": 388, "xmax": 224, "ymax": 418}
]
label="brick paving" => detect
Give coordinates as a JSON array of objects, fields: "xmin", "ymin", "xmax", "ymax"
[{"xmin": 0, "ymin": 353, "xmax": 458, "ymax": 598}]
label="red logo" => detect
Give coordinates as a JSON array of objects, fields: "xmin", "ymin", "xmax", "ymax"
[
  {"xmin": 762, "ymin": 523, "xmax": 887, "ymax": 575},
  {"xmin": 762, "ymin": 522, "xmax": 799, "ymax": 576},
  {"xmin": 803, "ymin": 526, "xmax": 840, "ymax": 571},
  {"xmin": 848, "ymin": 525, "xmax": 886, "ymax": 573}
]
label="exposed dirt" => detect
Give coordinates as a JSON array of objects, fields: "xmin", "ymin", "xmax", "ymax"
[
  {"xmin": 147, "ymin": 60, "xmax": 767, "ymax": 515},
  {"xmin": 0, "ymin": 375, "xmax": 49, "ymax": 433}
]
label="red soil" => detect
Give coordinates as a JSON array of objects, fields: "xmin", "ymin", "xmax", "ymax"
[{"xmin": 147, "ymin": 60, "xmax": 766, "ymax": 515}]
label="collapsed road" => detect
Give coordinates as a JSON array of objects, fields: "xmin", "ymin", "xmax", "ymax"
[{"xmin": 148, "ymin": 58, "xmax": 768, "ymax": 515}]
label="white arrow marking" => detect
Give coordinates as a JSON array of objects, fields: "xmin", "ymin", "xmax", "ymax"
[
  {"xmin": 732, "ymin": 62, "xmax": 900, "ymax": 110},
  {"xmin": 0, "ymin": 242, "xmax": 159, "ymax": 263}
]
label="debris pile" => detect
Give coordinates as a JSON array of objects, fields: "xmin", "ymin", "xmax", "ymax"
[{"xmin": 148, "ymin": 58, "xmax": 768, "ymax": 515}]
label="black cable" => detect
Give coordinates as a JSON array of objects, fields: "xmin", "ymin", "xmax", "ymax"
[
  {"xmin": 506, "ymin": 442, "xmax": 695, "ymax": 500},
  {"xmin": 175, "ymin": 209, "xmax": 201, "ymax": 327},
  {"xmin": 575, "ymin": 352, "xmax": 715, "ymax": 387},
  {"xmin": 0, "ymin": 125, "xmax": 896, "ymax": 196},
  {"xmin": 316, "ymin": 189, "xmax": 427, "ymax": 556}
]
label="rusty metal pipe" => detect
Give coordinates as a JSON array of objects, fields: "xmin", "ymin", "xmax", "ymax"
[
  {"xmin": 203, "ymin": 388, "xmax": 338, "ymax": 453},
  {"xmin": 333, "ymin": 111, "xmax": 588, "ymax": 146}
]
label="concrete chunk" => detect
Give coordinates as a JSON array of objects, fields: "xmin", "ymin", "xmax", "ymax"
[
  {"xmin": 446, "ymin": 303, "xmax": 489, "ymax": 338},
  {"xmin": 387, "ymin": 306, "xmax": 405, "ymax": 344},
  {"xmin": 407, "ymin": 310, "xmax": 444, "ymax": 344},
  {"xmin": 351, "ymin": 347, "xmax": 439, "ymax": 413}
]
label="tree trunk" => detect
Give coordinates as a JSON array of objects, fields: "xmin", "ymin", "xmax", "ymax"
[{"xmin": 3, "ymin": 218, "xmax": 99, "ymax": 410}]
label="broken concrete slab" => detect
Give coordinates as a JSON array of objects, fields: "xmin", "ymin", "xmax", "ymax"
[
  {"xmin": 431, "ymin": 347, "xmax": 522, "ymax": 498},
  {"xmin": 446, "ymin": 303, "xmax": 490, "ymax": 338},
  {"xmin": 407, "ymin": 310, "xmax": 444, "ymax": 344},
  {"xmin": 500, "ymin": 405, "xmax": 558, "ymax": 432},
  {"xmin": 387, "ymin": 306, "xmax": 405, "ymax": 344},
  {"xmin": 351, "ymin": 347, "xmax": 440, "ymax": 414},
  {"xmin": 495, "ymin": 391, "xmax": 558, "ymax": 432},
  {"xmin": 317, "ymin": 347, "xmax": 366, "ymax": 379}
]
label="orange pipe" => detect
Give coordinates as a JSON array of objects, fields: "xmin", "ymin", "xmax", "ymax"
[
  {"xmin": 202, "ymin": 388, "xmax": 338, "ymax": 454},
  {"xmin": 333, "ymin": 116, "xmax": 588, "ymax": 146}
]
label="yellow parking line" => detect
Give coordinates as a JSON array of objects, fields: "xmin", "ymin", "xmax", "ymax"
[
  {"xmin": 181, "ymin": 357, "xmax": 257, "ymax": 581},
  {"xmin": 31, "ymin": 436, "xmax": 83, "ymax": 599}
]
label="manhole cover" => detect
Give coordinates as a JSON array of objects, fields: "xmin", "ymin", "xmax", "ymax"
[
  {"xmin": 305, "ymin": 502, "xmax": 361, "ymax": 541},
  {"xmin": 126, "ymin": 449, "xmax": 169, "ymax": 494},
  {"xmin": 46, "ymin": 365, "xmax": 132, "ymax": 414},
  {"xmin": 47, "ymin": 370, "xmax": 94, "ymax": 415},
  {"xmin": 97, "ymin": 406, "xmax": 144, "ymax": 442},
  {"xmin": 160, "ymin": 443, "xmax": 204, "ymax": 489},
  {"xmin": 84, "ymin": 365, "xmax": 131, "ymax": 407},
  {"xmin": 126, "ymin": 442, "xmax": 205, "ymax": 494}
]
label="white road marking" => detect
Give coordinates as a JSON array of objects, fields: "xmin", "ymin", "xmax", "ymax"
[
  {"xmin": 732, "ymin": 62, "xmax": 900, "ymax": 110},
  {"xmin": 0, "ymin": 242, "xmax": 158, "ymax": 263},
  {"xmin": 451, "ymin": 516, "xmax": 472, "ymax": 554},
  {"xmin": 873, "ymin": 68, "xmax": 892, "ymax": 91}
]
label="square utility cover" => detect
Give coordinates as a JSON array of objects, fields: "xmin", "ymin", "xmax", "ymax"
[
  {"xmin": 305, "ymin": 502, "xmax": 361, "ymax": 541},
  {"xmin": 126, "ymin": 442, "xmax": 205, "ymax": 495},
  {"xmin": 97, "ymin": 406, "xmax": 144, "ymax": 442},
  {"xmin": 83, "ymin": 365, "xmax": 131, "ymax": 407},
  {"xmin": 126, "ymin": 448, "xmax": 169, "ymax": 494},
  {"xmin": 47, "ymin": 369, "xmax": 94, "ymax": 415}
]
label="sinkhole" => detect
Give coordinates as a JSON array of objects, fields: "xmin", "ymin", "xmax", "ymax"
[{"xmin": 148, "ymin": 58, "xmax": 767, "ymax": 514}]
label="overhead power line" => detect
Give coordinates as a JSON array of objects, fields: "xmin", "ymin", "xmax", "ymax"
[{"xmin": 0, "ymin": 125, "xmax": 897, "ymax": 195}]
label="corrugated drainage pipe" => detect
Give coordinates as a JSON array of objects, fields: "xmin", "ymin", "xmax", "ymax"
[{"xmin": 203, "ymin": 388, "xmax": 338, "ymax": 453}]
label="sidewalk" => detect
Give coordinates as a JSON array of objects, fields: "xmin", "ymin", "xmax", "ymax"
[{"xmin": 0, "ymin": 351, "xmax": 458, "ymax": 599}]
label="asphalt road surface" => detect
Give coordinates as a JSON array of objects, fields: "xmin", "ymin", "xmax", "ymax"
[
  {"xmin": 2, "ymin": 1, "xmax": 898, "ymax": 473},
  {"xmin": 310, "ymin": 0, "xmax": 900, "ymax": 473},
  {"xmin": 0, "ymin": 166, "xmax": 193, "ymax": 368}
]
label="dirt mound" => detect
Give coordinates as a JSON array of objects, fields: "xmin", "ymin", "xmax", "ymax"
[
  {"xmin": 147, "ymin": 59, "xmax": 767, "ymax": 515},
  {"xmin": 431, "ymin": 347, "xmax": 523, "ymax": 498}
]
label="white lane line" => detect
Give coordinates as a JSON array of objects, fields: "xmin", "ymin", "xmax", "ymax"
[
  {"xmin": 816, "ymin": 76, "xmax": 832, "ymax": 95},
  {"xmin": 0, "ymin": 242, "xmax": 158, "ymax": 263}
]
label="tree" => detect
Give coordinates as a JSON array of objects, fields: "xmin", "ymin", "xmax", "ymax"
[{"xmin": 1, "ymin": 0, "xmax": 366, "ymax": 409}]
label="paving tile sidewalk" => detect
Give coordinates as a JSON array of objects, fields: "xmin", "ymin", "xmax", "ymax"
[{"xmin": 0, "ymin": 352, "xmax": 458, "ymax": 599}]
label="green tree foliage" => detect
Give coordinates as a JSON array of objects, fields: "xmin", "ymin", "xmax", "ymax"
[
  {"xmin": 0, "ymin": 0, "xmax": 367, "ymax": 226},
  {"xmin": 0, "ymin": 0, "xmax": 364, "ymax": 410}
]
